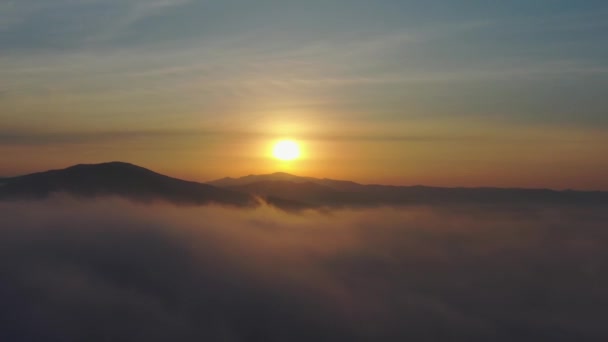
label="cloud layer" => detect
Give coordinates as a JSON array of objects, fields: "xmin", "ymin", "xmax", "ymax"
[{"xmin": 1, "ymin": 197, "xmax": 607, "ymax": 341}]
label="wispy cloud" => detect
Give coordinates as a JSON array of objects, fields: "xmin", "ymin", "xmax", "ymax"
[
  {"xmin": 83, "ymin": 0, "xmax": 194, "ymax": 43},
  {"xmin": 1, "ymin": 0, "xmax": 607, "ymax": 136},
  {"xmin": 2, "ymin": 121, "xmax": 607, "ymax": 147},
  {"xmin": 0, "ymin": 0, "xmax": 193, "ymax": 50}
]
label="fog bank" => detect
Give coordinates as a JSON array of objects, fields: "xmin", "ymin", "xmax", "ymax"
[{"xmin": 1, "ymin": 197, "xmax": 607, "ymax": 341}]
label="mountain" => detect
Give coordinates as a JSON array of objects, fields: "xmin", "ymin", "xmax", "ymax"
[
  {"xmin": 210, "ymin": 172, "xmax": 608, "ymax": 208},
  {"xmin": 2, "ymin": 164, "xmax": 607, "ymax": 211},
  {"xmin": 209, "ymin": 172, "xmax": 363, "ymax": 191},
  {"xmin": 0, "ymin": 162, "xmax": 257, "ymax": 207}
]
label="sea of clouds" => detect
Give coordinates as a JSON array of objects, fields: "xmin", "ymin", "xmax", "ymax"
[{"xmin": 1, "ymin": 197, "xmax": 607, "ymax": 341}]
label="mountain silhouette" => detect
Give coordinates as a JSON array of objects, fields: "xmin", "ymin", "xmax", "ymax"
[
  {"xmin": 209, "ymin": 172, "xmax": 362, "ymax": 191},
  {"xmin": 209, "ymin": 172, "xmax": 608, "ymax": 208},
  {"xmin": 2, "ymin": 164, "xmax": 607, "ymax": 210},
  {"xmin": 0, "ymin": 162, "xmax": 256, "ymax": 207}
]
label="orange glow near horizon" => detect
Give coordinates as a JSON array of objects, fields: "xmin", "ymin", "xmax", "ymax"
[{"xmin": 1, "ymin": 122, "xmax": 608, "ymax": 191}]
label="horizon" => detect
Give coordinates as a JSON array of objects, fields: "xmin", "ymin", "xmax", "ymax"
[{"xmin": 1, "ymin": 160, "xmax": 607, "ymax": 192}]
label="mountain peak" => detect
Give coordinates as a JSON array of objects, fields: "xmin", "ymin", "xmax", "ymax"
[
  {"xmin": 0, "ymin": 162, "xmax": 257, "ymax": 207},
  {"xmin": 66, "ymin": 161, "xmax": 144, "ymax": 170},
  {"xmin": 207, "ymin": 172, "xmax": 363, "ymax": 191},
  {"xmin": 270, "ymin": 172, "xmax": 297, "ymax": 177}
]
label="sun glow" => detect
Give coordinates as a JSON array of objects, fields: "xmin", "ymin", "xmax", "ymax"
[{"xmin": 273, "ymin": 140, "xmax": 301, "ymax": 161}]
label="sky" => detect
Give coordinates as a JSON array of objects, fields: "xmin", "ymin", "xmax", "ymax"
[{"xmin": 1, "ymin": 0, "xmax": 608, "ymax": 189}]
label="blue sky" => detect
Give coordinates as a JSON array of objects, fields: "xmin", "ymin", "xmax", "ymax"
[{"xmin": 1, "ymin": 0, "xmax": 608, "ymax": 187}]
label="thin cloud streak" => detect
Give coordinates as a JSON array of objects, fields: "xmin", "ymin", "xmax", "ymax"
[{"xmin": 2, "ymin": 125, "xmax": 607, "ymax": 147}]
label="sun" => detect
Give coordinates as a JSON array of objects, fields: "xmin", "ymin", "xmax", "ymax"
[{"xmin": 273, "ymin": 140, "xmax": 301, "ymax": 161}]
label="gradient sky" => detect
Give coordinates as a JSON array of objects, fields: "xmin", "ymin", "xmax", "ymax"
[{"xmin": 1, "ymin": 0, "xmax": 608, "ymax": 189}]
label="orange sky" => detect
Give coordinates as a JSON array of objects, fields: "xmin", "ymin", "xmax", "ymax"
[{"xmin": 2, "ymin": 119, "xmax": 607, "ymax": 190}]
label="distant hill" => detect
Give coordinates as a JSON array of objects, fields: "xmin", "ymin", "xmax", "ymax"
[
  {"xmin": 209, "ymin": 172, "xmax": 362, "ymax": 191},
  {"xmin": 0, "ymin": 162, "xmax": 257, "ymax": 207},
  {"xmin": 210, "ymin": 172, "xmax": 608, "ymax": 208},
  {"xmin": 2, "ymin": 164, "xmax": 607, "ymax": 211}
]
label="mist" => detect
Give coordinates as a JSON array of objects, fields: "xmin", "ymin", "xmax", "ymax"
[{"xmin": 1, "ymin": 197, "xmax": 607, "ymax": 341}]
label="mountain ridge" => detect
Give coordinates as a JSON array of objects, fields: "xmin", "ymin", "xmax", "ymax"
[
  {"xmin": 208, "ymin": 172, "xmax": 365, "ymax": 192},
  {"xmin": 0, "ymin": 161, "xmax": 257, "ymax": 207},
  {"xmin": 1, "ymin": 162, "xmax": 607, "ymax": 210},
  {"xmin": 208, "ymin": 171, "xmax": 607, "ymax": 193},
  {"xmin": 209, "ymin": 171, "xmax": 608, "ymax": 207}
]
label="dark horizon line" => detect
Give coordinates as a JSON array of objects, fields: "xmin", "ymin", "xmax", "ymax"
[{"xmin": 1, "ymin": 161, "xmax": 606, "ymax": 194}]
